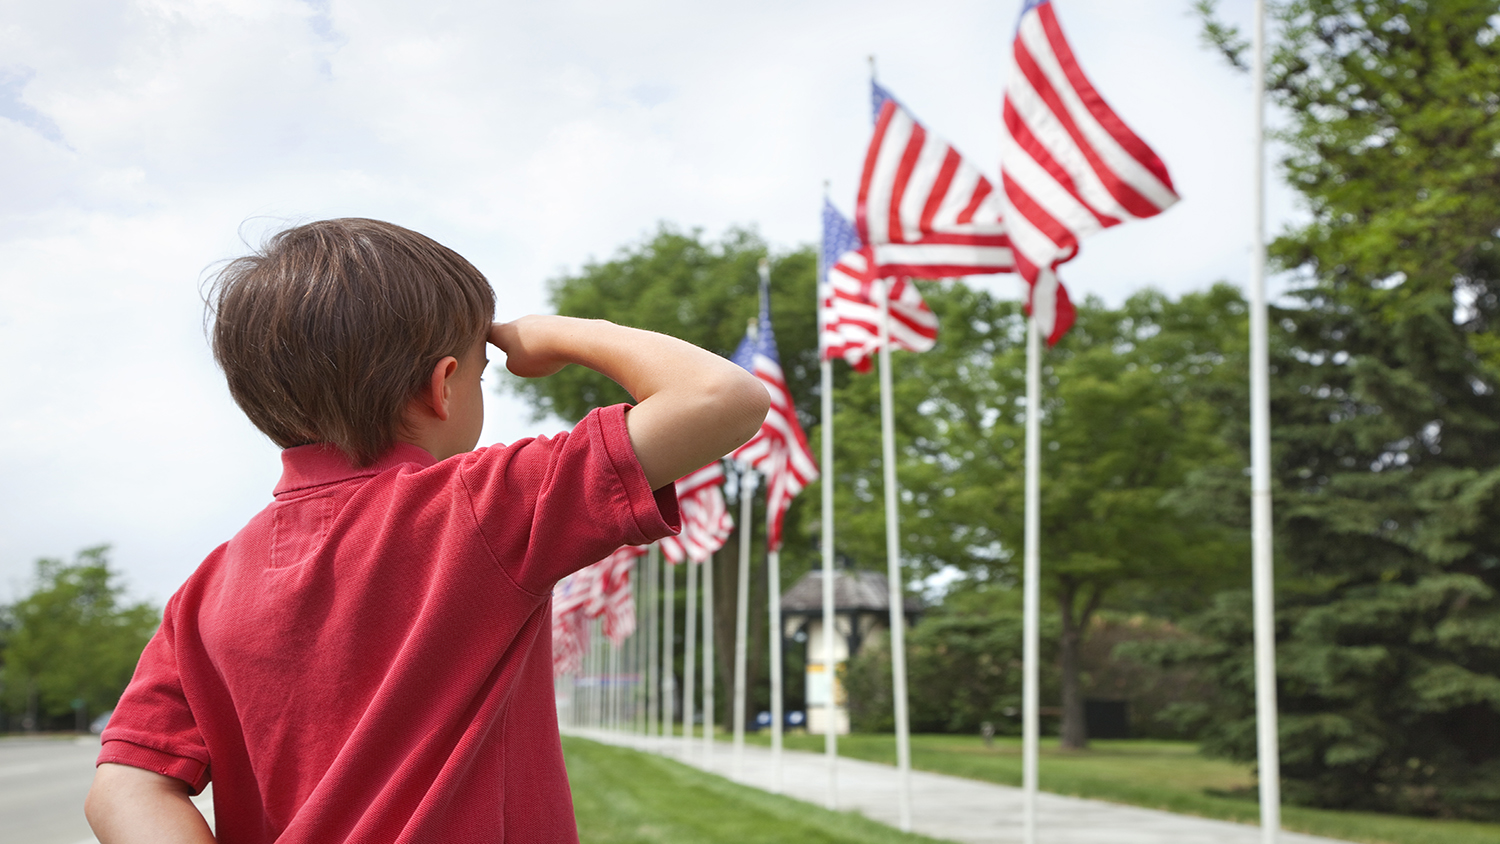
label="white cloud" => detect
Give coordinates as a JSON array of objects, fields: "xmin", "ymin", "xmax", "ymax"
[{"xmin": 0, "ymin": 0, "xmax": 1288, "ymax": 603}]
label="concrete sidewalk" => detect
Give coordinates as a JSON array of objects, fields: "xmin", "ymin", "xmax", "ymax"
[{"xmin": 568, "ymin": 729, "xmax": 1353, "ymax": 844}]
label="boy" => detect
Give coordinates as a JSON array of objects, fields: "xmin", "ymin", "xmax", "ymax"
[{"xmin": 84, "ymin": 218, "xmax": 769, "ymax": 843}]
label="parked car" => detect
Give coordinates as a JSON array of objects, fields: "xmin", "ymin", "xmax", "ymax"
[{"xmin": 752, "ymin": 710, "xmax": 806, "ymax": 730}]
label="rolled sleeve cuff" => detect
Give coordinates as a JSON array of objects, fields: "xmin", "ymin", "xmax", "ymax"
[
  {"xmin": 601, "ymin": 404, "xmax": 681, "ymax": 541},
  {"xmin": 98, "ymin": 739, "xmax": 210, "ymax": 794}
]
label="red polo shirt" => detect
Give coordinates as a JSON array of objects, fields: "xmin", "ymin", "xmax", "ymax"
[{"xmin": 100, "ymin": 404, "xmax": 678, "ymax": 843}]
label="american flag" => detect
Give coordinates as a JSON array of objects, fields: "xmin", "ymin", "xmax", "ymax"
[
  {"xmin": 730, "ymin": 270, "xmax": 818, "ymax": 551},
  {"xmin": 550, "ymin": 567, "xmax": 596, "ymax": 676},
  {"xmin": 660, "ymin": 462, "xmax": 734, "ymax": 565},
  {"xmin": 595, "ymin": 545, "xmax": 645, "ymax": 645},
  {"xmin": 550, "ymin": 544, "xmax": 647, "ymax": 675},
  {"xmin": 857, "ymin": 81, "xmax": 1015, "ymax": 278},
  {"xmin": 1001, "ymin": 0, "xmax": 1178, "ymax": 344},
  {"xmin": 820, "ymin": 200, "xmax": 938, "ymax": 373}
]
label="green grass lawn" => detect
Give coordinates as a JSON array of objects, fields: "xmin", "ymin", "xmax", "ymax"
[
  {"xmin": 563, "ymin": 735, "xmax": 947, "ymax": 844},
  {"xmin": 739, "ymin": 731, "xmax": 1500, "ymax": 844}
]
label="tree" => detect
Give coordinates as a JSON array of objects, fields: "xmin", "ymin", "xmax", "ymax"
[
  {"xmin": 1181, "ymin": 0, "xmax": 1500, "ymax": 819},
  {"xmin": 827, "ymin": 282, "xmax": 1248, "ymax": 748},
  {"xmin": 507, "ymin": 223, "xmax": 822, "ymax": 430},
  {"xmin": 1, "ymin": 546, "xmax": 159, "ymax": 731}
]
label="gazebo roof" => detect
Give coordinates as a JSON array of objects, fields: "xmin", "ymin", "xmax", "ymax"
[{"xmin": 780, "ymin": 569, "xmax": 923, "ymax": 615}]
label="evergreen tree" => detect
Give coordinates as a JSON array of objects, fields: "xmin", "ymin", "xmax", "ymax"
[{"xmin": 1183, "ymin": 0, "xmax": 1500, "ymax": 818}]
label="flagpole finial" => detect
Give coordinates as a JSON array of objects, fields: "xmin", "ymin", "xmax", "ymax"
[
  {"xmin": 868, "ymin": 55, "xmax": 877, "ymax": 81},
  {"xmin": 823, "ymin": 179, "xmax": 831, "ymax": 197}
]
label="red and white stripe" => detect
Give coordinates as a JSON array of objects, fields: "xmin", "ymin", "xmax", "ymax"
[
  {"xmin": 1001, "ymin": 0, "xmax": 1178, "ymax": 344},
  {"xmin": 550, "ymin": 567, "xmax": 596, "ymax": 676},
  {"xmin": 857, "ymin": 100, "xmax": 1015, "ymax": 278},
  {"xmin": 550, "ymin": 544, "xmax": 647, "ymax": 673},
  {"xmin": 595, "ymin": 545, "xmax": 645, "ymax": 645},
  {"xmin": 660, "ymin": 462, "xmax": 734, "ymax": 565},
  {"xmin": 820, "ymin": 246, "xmax": 938, "ymax": 373},
  {"xmin": 731, "ymin": 358, "xmax": 818, "ymax": 552}
]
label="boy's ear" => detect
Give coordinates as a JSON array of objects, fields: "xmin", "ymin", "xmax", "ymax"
[{"xmin": 419, "ymin": 355, "xmax": 460, "ymax": 422}]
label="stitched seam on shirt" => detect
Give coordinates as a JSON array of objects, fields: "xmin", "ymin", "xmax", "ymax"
[
  {"xmin": 458, "ymin": 459, "xmax": 547, "ymax": 599},
  {"xmin": 100, "ymin": 737, "xmax": 210, "ymax": 788}
]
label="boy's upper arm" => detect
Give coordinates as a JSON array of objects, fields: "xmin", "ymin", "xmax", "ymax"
[
  {"xmin": 622, "ymin": 366, "xmax": 769, "ymax": 491},
  {"xmin": 459, "ymin": 404, "xmax": 680, "ymax": 593},
  {"xmin": 88, "ymin": 763, "xmax": 216, "ymax": 844}
]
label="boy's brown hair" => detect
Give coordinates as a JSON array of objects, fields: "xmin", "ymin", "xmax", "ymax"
[{"xmin": 208, "ymin": 218, "xmax": 495, "ymax": 467}]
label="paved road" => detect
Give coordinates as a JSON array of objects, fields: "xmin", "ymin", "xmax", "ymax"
[
  {"xmin": 0, "ymin": 736, "xmax": 215, "ymax": 844},
  {"xmin": 0, "ymin": 736, "xmax": 99, "ymax": 844},
  {"xmin": 571, "ymin": 729, "xmax": 1356, "ymax": 844}
]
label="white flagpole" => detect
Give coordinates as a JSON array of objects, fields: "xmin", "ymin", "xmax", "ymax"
[
  {"xmin": 662, "ymin": 556, "xmax": 675, "ymax": 740},
  {"xmin": 821, "ymin": 355, "xmax": 840, "ymax": 812},
  {"xmin": 1022, "ymin": 315, "xmax": 1042, "ymax": 844},
  {"xmin": 703, "ymin": 550, "xmax": 716, "ymax": 763},
  {"xmin": 819, "ymin": 182, "xmax": 840, "ymax": 810},
  {"xmin": 732, "ymin": 467, "xmax": 757, "ymax": 779},
  {"xmin": 683, "ymin": 559, "xmax": 699, "ymax": 753},
  {"xmin": 609, "ymin": 633, "xmax": 620, "ymax": 731},
  {"xmin": 760, "ymin": 257, "xmax": 787, "ymax": 795},
  {"xmin": 634, "ymin": 562, "xmax": 645, "ymax": 736},
  {"xmin": 1250, "ymin": 2, "xmax": 1282, "ymax": 841},
  {"xmin": 768, "ymin": 540, "xmax": 785, "ymax": 794},
  {"xmin": 589, "ymin": 619, "xmax": 601, "ymax": 729},
  {"xmin": 875, "ymin": 279, "xmax": 914, "ymax": 832},
  {"xmin": 647, "ymin": 544, "xmax": 660, "ymax": 740}
]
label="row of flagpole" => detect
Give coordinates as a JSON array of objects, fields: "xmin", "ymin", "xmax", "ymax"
[{"xmin": 556, "ymin": 2, "xmax": 1282, "ymax": 842}]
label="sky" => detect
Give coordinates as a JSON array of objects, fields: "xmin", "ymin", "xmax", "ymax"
[{"xmin": 0, "ymin": 0, "xmax": 1293, "ymax": 606}]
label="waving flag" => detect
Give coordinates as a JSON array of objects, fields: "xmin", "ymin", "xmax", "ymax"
[
  {"xmin": 551, "ymin": 544, "xmax": 647, "ymax": 675},
  {"xmin": 660, "ymin": 462, "xmax": 734, "ymax": 565},
  {"xmin": 820, "ymin": 200, "xmax": 938, "ymax": 373},
  {"xmin": 857, "ymin": 82, "xmax": 1015, "ymax": 278},
  {"xmin": 551, "ymin": 567, "xmax": 596, "ymax": 676},
  {"xmin": 1001, "ymin": 0, "xmax": 1179, "ymax": 344},
  {"xmin": 731, "ymin": 272, "xmax": 818, "ymax": 551},
  {"xmin": 594, "ymin": 545, "xmax": 646, "ymax": 645}
]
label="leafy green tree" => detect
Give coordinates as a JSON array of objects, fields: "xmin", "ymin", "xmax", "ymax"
[
  {"xmin": 826, "ymin": 282, "xmax": 1248, "ymax": 747},
  {"xmin": 506, "ymin": 223, "xmax": 822, "ymax": 429},
  {"xmin": 1, "ymin": 546, "xmax": 159, "ymax": 730},
  {"xmin": 1182, "ymin": 0, "xmax": 1500, "ymax": 819},
  {"xmin": 844, "ymin": 588, "xmax": 1047, "ymax": 735}
]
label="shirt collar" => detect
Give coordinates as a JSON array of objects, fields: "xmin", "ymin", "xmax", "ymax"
[{"xmin": 274, "ymin": 441, "xmax": 438, "ymax": 497}]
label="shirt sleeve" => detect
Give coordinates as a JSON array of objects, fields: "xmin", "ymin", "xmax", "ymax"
[
  {"xmin": 459, "ymin": 403, "xmax": 681, "ymax": 594},
  {"xmin": 97, "ymin": 596, "xmax": 211, "ymax": 794}
]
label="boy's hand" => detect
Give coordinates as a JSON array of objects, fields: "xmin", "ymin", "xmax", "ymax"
[
  {"xmin": 490, "ymin": 317, "xmax": 571, "ymax": 379},
  {"xmin": 486, "ymin": 315, "xmax": 768, "ymax": 489}
]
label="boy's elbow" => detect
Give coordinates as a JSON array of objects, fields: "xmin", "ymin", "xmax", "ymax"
[
  {"xmin": 84, "ymin": 772, "xmax": 117, "ymax": 836},
  {"xmin": 724, "ymin": 371, "xmax": 771, "ymax": 447}
]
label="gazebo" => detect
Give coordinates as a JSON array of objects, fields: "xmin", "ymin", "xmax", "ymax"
[{"xmin": 781, "ymin": 567, "xmax": 922, "ymax": 735}]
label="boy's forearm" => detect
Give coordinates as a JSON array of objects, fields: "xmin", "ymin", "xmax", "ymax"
[
  {"xmin": 492, "ymin": 317, "xmax": 769, "ymax": 488},
  {"xmin": 87, "ymin": 763, "xmax": 216, "ymax": 844}
]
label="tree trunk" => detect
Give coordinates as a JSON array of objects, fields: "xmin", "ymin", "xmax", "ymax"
[{"xmin": 1057, "ymin": 580, "xmax": 1103, "ymax": 750}]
